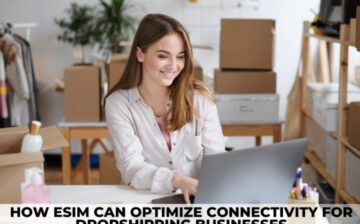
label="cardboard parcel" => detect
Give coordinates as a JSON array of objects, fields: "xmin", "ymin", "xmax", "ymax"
[
  {"xmin": 0, "ymin": 126, "xmax": 68, "ymax": 203},
  {"xmin": 220, "ymin": 19, "xmax": 275, "ymax": 70}
]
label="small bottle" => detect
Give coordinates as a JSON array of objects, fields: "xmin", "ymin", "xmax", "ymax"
[
  {"xmin": 21, "ymin": 121, "xmax": 43, "ymax": 153},
  {"xmin": 22, "ymin": 168, "xmax": 51, "ymax": 204},
  {"xmin": 296, "ymin": 167, "xmax": 303, "ymax": 191},
  {"xmin": 21, "ymin": 169, "xmax": 34, "ymax": 194}
]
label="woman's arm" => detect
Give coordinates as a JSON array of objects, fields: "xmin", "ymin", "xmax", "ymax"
[{"xmin": 200, "ymin": 96, "xmax": 226, "ymax": 154}]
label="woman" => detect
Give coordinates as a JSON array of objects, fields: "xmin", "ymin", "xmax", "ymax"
[{"xmin": 105, "ymin": 13, "xmax": 225, "ymax": 204}]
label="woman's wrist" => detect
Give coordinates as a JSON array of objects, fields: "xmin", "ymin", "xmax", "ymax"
[{"xmin": 172, "ymin": 171, "xmax": 180, "ymax": 188}]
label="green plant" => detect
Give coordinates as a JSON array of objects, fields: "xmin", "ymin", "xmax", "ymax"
[
  {"xmin": 95, "ymin": 0, "xmax": 137, "ymax": 53},
  {"xmin": 54, "ymin": 2, "xmax": 98, "ymax": 63}
]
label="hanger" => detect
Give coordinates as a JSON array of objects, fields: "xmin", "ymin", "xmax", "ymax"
[
  {"xmin": 0, "ymin": 22, "xmax": 13, "ymax": 37},
  {"xmin": 5, "ymin": 22, "xmax": 12, "ymax": 35}
]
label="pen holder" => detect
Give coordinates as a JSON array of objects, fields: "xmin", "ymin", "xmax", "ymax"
[{"xmin": 287, "ymin": 191, "xmax": 319, "ymax": 224}]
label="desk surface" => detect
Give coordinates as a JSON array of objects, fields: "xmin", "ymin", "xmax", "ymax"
[{"xmin": 50, "ymin": 185, "xmax": 172, "ymax": 204}]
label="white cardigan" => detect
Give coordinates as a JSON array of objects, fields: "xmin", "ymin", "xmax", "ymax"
[{"xmin": 105, "ymin": 87, "xmax": 225, "ymax": 193}]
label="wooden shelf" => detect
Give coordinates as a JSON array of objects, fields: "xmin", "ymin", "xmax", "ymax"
[
  {"xmin": 304, "ymin": 149, "xmax": 336, "ymax": 188},
  {"xmin": 339, "ymin": 192, "xmax": 360, "ymax": 217},
  {"xmin": 339, "ymin": 192, "xmax": 360, "ymax": 220},
  {"xmin": 330, "ymin": 132, "xmax": 338, "ymax": 140},
  {"xmin": 341, "ymin": 137, "xmax": 360, "ymax": 158},
  {"xmin": 305, "ymin": 29, "xmax": 356, "ymax": 48},
  {"xmin": 302, "ymin": 107, "xmax": 337, "ymax": 138},
  {"xmin": 301, "ymin": 22, "xmax": 358, "ymax": 205},
  {"xmin": 339, "ymin": 189, "xmax": 360, "ymax": 204},
  {"xmin": 302, "ymin": 107, "xmax": 312, "ymax": 118},
  {"xmin": 339, "ymin": 190, "xmax": 360, "ymax": 218},
  {"xmin": 305, "ymin": 33, "xmax": 341, "ymax": 44}
]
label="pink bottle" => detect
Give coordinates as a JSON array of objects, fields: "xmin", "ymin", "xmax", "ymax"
[{"xmin": 21, "ymin": 168, "xmax": 51, "ymax": 204}]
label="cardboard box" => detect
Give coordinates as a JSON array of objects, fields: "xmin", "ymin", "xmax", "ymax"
[
  {"xmin": 193, "ymin": 59, "xmax": 203, "ymax": 81},
  {"xmin": 99, "ymin": 152, "xmax": 122, "ymax": 185},
  {"xmin": 64, "ymin": 65, "xmax": 101, "ymax": 122},
  {"xmin": 214, "ymin": 69, "xmax": 276, "ymax": 93},
  {"xmin": 220, "ymin": 19, "xmax": 275, "ymax": 70},
  {"xmin": 0, "ymin": 126, "xmax": 68, "ymax": 203},
  {"xmin": 108, "ymin": 54, "xmax": 128, "ymax": 91},
  {"xmin": 350, "ymin": 18, "xmax": 356, "ymax": 44},
  {"xmin": 347, "ymin": 102, "xmax": 360, "ymax": 150}
]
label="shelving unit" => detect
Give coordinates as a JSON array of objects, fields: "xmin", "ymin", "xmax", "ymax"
[
  {"xmin": 304, "ymin": 150, "xmax": 336, "ymax": 188},
  {"xmin": 299, "ymin": 22, "xmax": 360, "ymax": 204}
]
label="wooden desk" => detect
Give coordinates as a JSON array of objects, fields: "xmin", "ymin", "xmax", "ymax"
[
  {"xmin": 221, "ymin": 120, "xmax": 283, "ymax": 146},
  {"xmin": 59, "ymin": 121, "xmax": 283, "ymax": 185},
  {"xmin": 59, "ymin": 122, "xmax": 111, "ymax": 185}
]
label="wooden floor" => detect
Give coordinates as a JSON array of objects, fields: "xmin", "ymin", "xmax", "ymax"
[{"xmin": 44, "ymin": 167, "xmax": 100, "ymax": 185}]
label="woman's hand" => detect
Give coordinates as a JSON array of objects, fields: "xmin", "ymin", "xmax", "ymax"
[{"xmin": 172, "ymin": 172, "xmax": 199, "ymax": 204}]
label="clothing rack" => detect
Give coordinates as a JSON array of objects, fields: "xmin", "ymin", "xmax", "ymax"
[
  {"xmin": 0, "ymin": 22, "xmax": 40, "ymax": 128},
  {"xmin": 0, "ymin": 22, "xmax": 38, "ymax": 41}
]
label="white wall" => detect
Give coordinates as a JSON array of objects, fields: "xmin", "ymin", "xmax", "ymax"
[{"xmin": 0, "ymin": 0, "xmax": 320, "ymax": 150}]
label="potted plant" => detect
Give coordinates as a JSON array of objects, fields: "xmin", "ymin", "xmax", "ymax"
[
  {"xmin": 55, "ymin": 2, "xmax": 99, "ymax": 64},
  {"xmin": 95, "ymin": 0, "xmax": 137, "ymax": 53}
]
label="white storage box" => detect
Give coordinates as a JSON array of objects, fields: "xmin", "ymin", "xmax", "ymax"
[
  {"xmin": 312, "ymin": 92, "xmax": 360, "ymax": 132},
  {"xmin": 216, "ymin": 94, "xmax": 279, "ymax": 123},
  {"xmin": 325, "ymin": 135, "xmax": 337, "ymax": 179},
  {"xmin": 345, "ymin": 148, "xmax": 360, "ymax": 201},
  {"xmin": 305, "ymin": 117, "xmax": 327, "ymax": 163},
  {"xmin": 306, "ymin": 83, "xmax": 360, "ymax": 111}
]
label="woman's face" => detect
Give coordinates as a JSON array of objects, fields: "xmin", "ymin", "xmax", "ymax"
[{"xmin": 137, "ymin": 33, "xmax": 185, "ymax": 88}]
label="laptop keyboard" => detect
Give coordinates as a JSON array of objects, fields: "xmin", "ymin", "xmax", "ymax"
[{"xmin": 151, "ymin": 194, "xmax": 195, "ymax": 204}]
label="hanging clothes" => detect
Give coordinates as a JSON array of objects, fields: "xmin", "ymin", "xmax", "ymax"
[
  {"xmin": 0, "ymin": 39, "xmax": 16, "ymax": 127},
  {"xmin": 2, "ymin": 33, "xmax": 30, "ymax": 126},
  {"xmin": 14, "ymin": 34, "xmax": 41, "ymax": 122},
  {"xmin": 0, "ymin": 23, "xmax": 41, "ymax": 127},
  {"xmin": 0, "ymin": 52, "xmax": 11, "ymax": 127}
]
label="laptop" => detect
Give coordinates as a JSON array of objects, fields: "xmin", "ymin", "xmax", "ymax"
[{"xmin": 152, "ymin": 138, "xmax": 308, "ymax": 204}]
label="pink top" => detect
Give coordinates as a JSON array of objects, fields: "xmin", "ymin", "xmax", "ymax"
[{"xmin": 155, "ymin": 116, "xmax": 171, "ymax": 151}]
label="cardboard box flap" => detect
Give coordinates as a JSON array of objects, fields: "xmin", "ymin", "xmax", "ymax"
[
  {"xmin": 0, "ymin": 126, "xmax": 28, "ymax": 134},
  {"xmin": 0, "ymin": 126, "xmax": 68, "ymax": 154},
  {"xmin": 0, "ymin": 152, "xmax": 43, "ymax": 167},
  {"xmin": 0, "ymin": 126, "xmax": 28, "ymax": 154},
  {"xmin": 40, "ymin": 126, "xmax": 69, "ymax": 150}
]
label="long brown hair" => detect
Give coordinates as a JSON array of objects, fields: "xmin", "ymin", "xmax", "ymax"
[{"xmin": 106, "ymin": 13, "xmax": 213, "ymax": 131}]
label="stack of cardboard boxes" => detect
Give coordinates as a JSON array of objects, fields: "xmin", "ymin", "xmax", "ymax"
[{"xmin": 215, "ymin": 19, "xmax": 279, "ymax": 123}]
